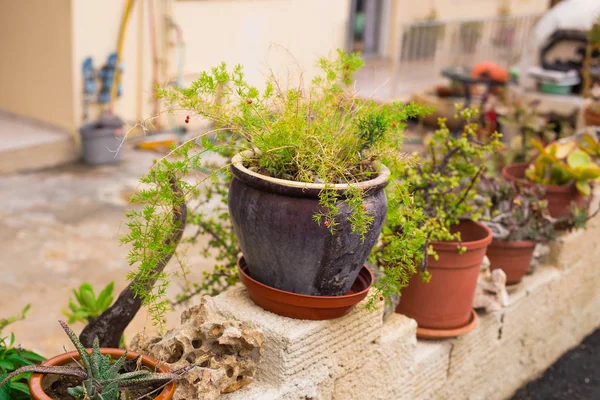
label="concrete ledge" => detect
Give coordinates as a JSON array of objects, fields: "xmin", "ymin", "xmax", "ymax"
[
  {"xmin": 207, "ymin": 219, "xmax": 600, "ymax": 400},
  {"xmin": 0, "ymin": 111, "xmax": 78, "ymax": 174}
]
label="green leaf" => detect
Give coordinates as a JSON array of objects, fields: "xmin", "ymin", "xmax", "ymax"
[
  {"xmin": 80, "ymin": 286, "xmax": 97, "ymax": 310},
  {"xmin": 0, "ymin": 373, "xmax": 10, "ymax": 400},
  {"xmin": 97, "ymin": 282, "xmax": 115, "ymax": 311},
  {"xmin": 0, "ymin": 361, "xmax": 13, "ymax": 372},
  {"xmin": 576, "ymin": 180, "xmax": 591, "ymax": 196},
  {"xmin": 567, "ymin": 149, "xmax": 592, "ymax": 169},
  {"xmin": 7, "ymin": 381, "xmax": 29, "ymax": 395}
]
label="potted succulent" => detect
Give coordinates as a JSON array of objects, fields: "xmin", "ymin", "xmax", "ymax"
[
  {"xmin": 478, "ymin": 177, "xmax": 555, "ymax": 285},
  {"xmin": 378, "ymin": 108, "xmax": 502, "ymax": 338},
  {"xmin": 0, "ymin": 321, "xmax": 186, "ymax": 400},
  {"xmin": 111, "ymin": 50, "xmax": 427, "ymax": 322},
  {"xmin": 503, "ymin": 135, "xmax": 600, "ymax": 218}
]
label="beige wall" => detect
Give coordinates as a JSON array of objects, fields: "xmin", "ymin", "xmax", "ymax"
[
  {"xmin": 0, "ymin": 0, "xmax": 74, "ymax": 131},
  {"xmin": 72, "ymin": 0, "xmax": 351, "ymax": 129}
]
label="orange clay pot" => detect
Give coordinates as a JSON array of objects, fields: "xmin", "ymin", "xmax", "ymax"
[
  {"xmin": 29, "ymin": 348, "xmax": 175, "ymax": 400},
  {"xmin": 584, "ymin": 106, "xmax": 600, "ymax": 127},
  {"xmin": 502, "ymin": 162, "xmax": 585, "ymax": 219},
  {"xmin": 396, "ymin": 220, "xmax": 492, "ymax": 331},
  {"xmin": 486, "ymin": 238, "xmax": 537, "ymax": 285}
]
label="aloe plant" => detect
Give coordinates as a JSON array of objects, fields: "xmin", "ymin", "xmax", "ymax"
[
  {"xmin": 525, "ymin": 136, "xmax": 600, "ymax": 196},
  {"xmin": 0, "ymin": 321, "xmax": 188, "ymax": 400}
]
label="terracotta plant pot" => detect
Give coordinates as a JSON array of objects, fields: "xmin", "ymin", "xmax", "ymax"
[
  {"xmin": 584, "ymin": 106, "xmax": 600, "ymax": 127},
  {"xmin": 237, "ymin": 256, "xmax": 373, "ymax": 320},
  {"xmin": 396, "ymin": 220, "xmax": 492, "ymax": 332},
  {"xmin": 229, "ymin": 151, "xmax": 389, "ymax": 296},
  {"xmin": 29, "ymin": 348, "xmax": 175, "ymax": 400},
  {"xmin": 486, "ymin": 238, "xmax": 537, "ymax": 285},
  {"xmin": 503, "ymin": 162, "xmax": 584, "ymax": 218}
]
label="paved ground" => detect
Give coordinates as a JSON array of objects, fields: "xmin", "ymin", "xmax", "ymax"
[
  {"xmin": 512, "ymin": 328, "xmax": 600, "ymax": 400},
  {"xmin": 0, "ymin": 147, "xmax": 214, "ymax": 357}
]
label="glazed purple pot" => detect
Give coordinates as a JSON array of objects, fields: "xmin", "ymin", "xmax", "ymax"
[{"xmin": 228, "ymin": 151, "xmax": 389, "ymax": 296}]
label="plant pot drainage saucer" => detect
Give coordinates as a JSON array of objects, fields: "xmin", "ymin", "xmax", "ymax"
[
  {"xmin": 416, "ymin": 309, "xmax": 478, "ymax": 339},
  {"xmin": 237, "ymin": 256, "xmax": 373, "ymax": 320}
]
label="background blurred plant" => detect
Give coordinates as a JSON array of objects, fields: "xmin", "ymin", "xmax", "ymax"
[
  {"xmin": 525, "ymin": 136, "xmax": 600, "ymax": 196},
  {"xmin": 478, "ymin": 177, "xmax": 555, "ymax": 241},
  {"xmin": 65, "ymin": 282, "xmax": 127, "ymax": 348},
  {"xmin": 0, "ymin": 305, "xmax": 45, "ymax": 400},
  {"xmin": 497, "ymin": 98, "xmax": 562, "ymax": 165},
  {"xmin": 65, "ymin": 282, "xmax": 115, "ymax": 324}
]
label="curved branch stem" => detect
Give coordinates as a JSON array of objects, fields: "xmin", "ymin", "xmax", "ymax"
[{"xmin": 79, "ymin": 178, "xmax": 188, "ymax": 348}]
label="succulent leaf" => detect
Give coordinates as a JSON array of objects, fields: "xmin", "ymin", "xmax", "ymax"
[{"xmin": 58, "ymin": 320, "xmax": 91, "ymax": 373}]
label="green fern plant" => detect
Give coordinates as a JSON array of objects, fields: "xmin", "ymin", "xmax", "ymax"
[{"xmin": 0, "ymin": 321, "xmax": 187, "ymax": 400}]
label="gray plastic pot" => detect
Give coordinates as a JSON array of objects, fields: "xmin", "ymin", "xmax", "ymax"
[{"xmin": 80, "ymin": 114, "xmax": 124, "ymax": 165}]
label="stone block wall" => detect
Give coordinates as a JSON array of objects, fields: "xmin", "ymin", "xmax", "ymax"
[{"xmin": 202, "ymin": 217, "xmax": 600, "ymax": 400}]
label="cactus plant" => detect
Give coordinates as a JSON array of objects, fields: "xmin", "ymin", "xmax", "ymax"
[{"xmin": 0, "ymin": 321, "xmax": 188, "ymax": 400}]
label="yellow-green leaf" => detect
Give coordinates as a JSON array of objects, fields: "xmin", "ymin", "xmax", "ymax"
[
  {"xmin": 576, "ymin": 180, "xmax": 591, "ymax": 196},
  {"xmin": 567, "ymin": 149, "xmax": 592, "ymax": 169}
]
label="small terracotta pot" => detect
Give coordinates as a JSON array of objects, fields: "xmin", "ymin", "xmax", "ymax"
[
  {"xmin": 486, "ymin": 238, "xmax": 537, "ymax": 285},
  {"xmin": 502, "ymin": 162, "xmax": 584, "ymax": 218},
  {"xmin": 29, "ymin": 348, "xmax": 174, "ymax": 400},
  {"xmin": 238, "ymin": 256, "xmax": 373, "ymax": 320},
  {"xmin": 396, "ymin": 220, "xmax": 492, "ymax": 331},
  {"xmin": 584, "ymin": 106, "xmax": 600, "ymax": 127}
]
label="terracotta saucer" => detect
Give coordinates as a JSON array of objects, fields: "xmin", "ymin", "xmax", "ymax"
[
  {"xmin": 237, "ymin": 256, "xmax": 373, "ymax": 320},
  {"xmin": 416, "ymin": 309, "xmax": 478, "ymax": 340}
]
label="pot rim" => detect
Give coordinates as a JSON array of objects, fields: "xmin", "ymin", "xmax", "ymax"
[
  {"xmin": 231, "ymin": 150, "xmax": 390, "ymax": 191},
  {"xmin": 431, "ymin": 220, "xmax": 493, "ymax": 251},
  {"xmin": 29, "ymin": 348, "xmax": 175, "ymax": 400},
  {"xmin": 490, "ymin": 237, "xmax": 538, "ymax": 248},
  {"xmin": 503, "ymin": 162, "xmax": 576, "ymax": 193},
  {"xmin": 237, "ymin": 256, "xmax": 373, "ymax": 307}
]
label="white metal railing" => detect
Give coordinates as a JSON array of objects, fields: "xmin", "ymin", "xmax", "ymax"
[{"xmin": 395, "ymin": 13, "xmax": 542, "ymax": 80}]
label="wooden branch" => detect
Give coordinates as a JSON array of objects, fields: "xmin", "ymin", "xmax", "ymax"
[{"xmin": 79, "ymin": 178, "xmax": 188, "ymax": 348}]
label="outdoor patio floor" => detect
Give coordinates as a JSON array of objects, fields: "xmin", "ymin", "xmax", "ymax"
[{"xmin": 0, "ymin": 147, "xmax": 214, "ymax": 357}]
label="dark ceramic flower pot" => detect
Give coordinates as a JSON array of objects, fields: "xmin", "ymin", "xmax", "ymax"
[
  {"xmin": 486, "ymin": 238, "xmax": 537, "ymax": 285},
  {"xmin": 396, "ymin": 220, "xmax": 492, "ymax": 331},
  {"xmin": 502, "ymin": 162, "xmax": 584, "ymax": 219},
  {"xmin": 228, "ymin": 151, "xmax": 389, "ymax": 296},
  {"xmin": 29, "ymin": 349, "xmax": 174, "ymax": 400},
  {"xmin": 237, "ymin": 256, "xmax": 373, "ymax": 319}
]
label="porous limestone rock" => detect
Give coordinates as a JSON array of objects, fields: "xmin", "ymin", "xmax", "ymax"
[
  {"xmin": 473, "ymin": 255, "xmax": 510, "ymax": 312},
  {"xmin": 130, "ymin": 300, "xmax": 264, "ymax": 400}
]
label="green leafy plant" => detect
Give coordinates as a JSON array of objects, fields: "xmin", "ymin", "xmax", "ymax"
[
  {"xmin": 114, "ymin": 49, "xmax": 427, "ymax": 324},
  {"xmin": 0, "ymin": 321, "xmax": 188, "ymax": 400},
  {"xmin": 525, "ymin": 137, "xmax": 600, "ymax": 196},
  {"xmin": 369, "ymin": 108, "xmax": 501, "ymax": 306},
  {"xmin": 65, "ymin": 282, "xmax": 115, "ymax": 324},
  {"xmin": 478, "ymin": 177, "xmax": 555, "ymax": 241},
  {"xmin": 0, "ymin": 305, "xmax": 45, "ymax": 400},
  {"xmin": 373, "ymin": 108, "xmax": 502, "ymax": 282}
]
